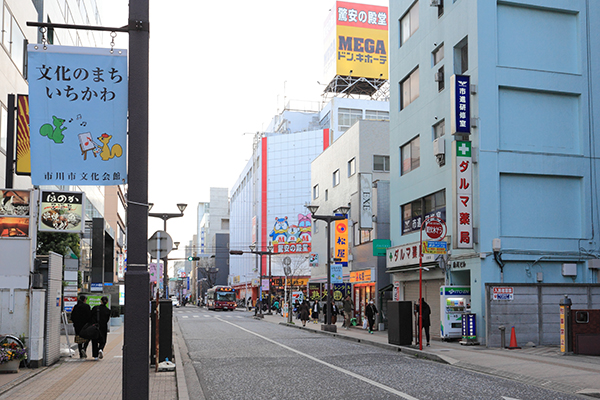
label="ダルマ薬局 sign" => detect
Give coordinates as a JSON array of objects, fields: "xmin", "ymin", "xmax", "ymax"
[{"xmin": 453, "ymin": 141, "xmax": 473, "ymax": 249}]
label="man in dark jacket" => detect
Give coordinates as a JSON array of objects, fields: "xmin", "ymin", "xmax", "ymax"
[
  {"xmin": 91, "ymin": 296, "xmax": 111, "ymax": 360},
  {"xmin": 416, "ymin": 298, "xmax": 432, "ymax": 346},
  {"xmin": 70, "ymin": 295, "xmax": 91, "ymax": 358}
]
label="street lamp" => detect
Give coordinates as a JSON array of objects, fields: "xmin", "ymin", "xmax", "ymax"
[
  {"xmin": 149, "ymin": 203, "xmax": 187, "ymax": 298},
  {"xmin": 230, "ymin": 244, "xmax": 274, "ymax": 317},
  {"xmin": 306, "ymin": 204, "xmax": 350, "ymax": 333}
]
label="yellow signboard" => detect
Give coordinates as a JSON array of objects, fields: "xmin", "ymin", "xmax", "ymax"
[
  {"xmin": 324, "ymin": 2, "xmax": 389, "ymax": 81},
  {"xmin": 350, "ymin": 269, "xmax": 372, "ymax": 283},
  {"xmin": 334, "ymin": 219, "xmax": 349, "ymax": 262}
]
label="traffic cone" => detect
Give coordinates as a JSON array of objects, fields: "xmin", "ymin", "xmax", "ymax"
[{"xmin": 507, "ymin": 326, "xmax": 521, "ymax": 349}]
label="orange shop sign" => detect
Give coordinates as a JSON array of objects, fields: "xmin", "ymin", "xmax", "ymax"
[{"xmin": 350, "ymin": 269, "xmax": 372, "ymax": 283}]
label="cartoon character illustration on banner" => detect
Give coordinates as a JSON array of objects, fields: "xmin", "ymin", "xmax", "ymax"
[{"xmin": 269, "ymin": 213, "xmax": 312, "ymax": 253}]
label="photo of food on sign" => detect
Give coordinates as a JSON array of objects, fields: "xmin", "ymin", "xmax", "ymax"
[
  {"xmin": 39, "ymin": 191, "xmax": 84, "ymax": 233},
  {"xmin": 0, "ymin": 190, "xmax": 30, "ymax": 216}
]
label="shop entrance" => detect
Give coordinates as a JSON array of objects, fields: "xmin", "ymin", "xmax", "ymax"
[{"xmin": 403, "ymin": 279, "xmax": 443, "ymax": 340}]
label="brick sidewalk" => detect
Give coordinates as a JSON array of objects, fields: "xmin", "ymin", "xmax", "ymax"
[{"xmin": 0, "ymin": 325, "xmax": 178, "ymax": 400}]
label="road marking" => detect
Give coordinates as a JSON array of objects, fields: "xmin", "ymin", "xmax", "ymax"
[
  {"xmin": 216, "ymin": 317, "xmax": 420, "ymax": 400},
  {"xmin": 193, "ymin": 315, "xmax": 199, "ymax": 318}
]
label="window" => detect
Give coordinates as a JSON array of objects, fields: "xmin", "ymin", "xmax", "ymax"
[
  {"xmin": 433, "ymin": 44, "xmax": 444, "ymax": 66},
  {"xmin": 433, "ymin": 119, "xmax": 445, "ymax": 139},
  {"xmin": 333, "ymin": 170, "xmax": 340, "ymax": 187},
  {"xmin": 338, "ymin": 108, "xmax": 362, "ymax": 132},
  {"xmin": 0, "ymin": 105, "xmax": 6, "ymax": 153},
  {"xmin": 400, "ymin": 1, "xmax": 419, "ymax": 45},
  {"xmin": 325, "ymin": 189, "xmax": 328, "ymax": 201},
  {"xmin": 402, "ymin": 190, "xmax": 446, "ymax": 234},
  {"xmin": 348, "ymin": 158, "xmax": 356, "ymax": 177},
  {"xmin": 436, "ymin": 65, "xmax": 445, "ymax": 92},
  {"xmin": 401, "ymin": 136, "xmax": 420, "ymax": 175},
  {"xmin": 365, "ymin": 110, "xmax": 389, "ymax": 121},
  {"xmin": 436, "ymin": 0, "xmax": 444, "ymax": 18},
  {"xmin": 373, "ymin": 155, "xmax": 390, "ymax": 172},
  {"xmin": 401, "ymin": 67, "xmax": 419, "ymax": 109},
  {"xmin": 354, "ymin": 223, "xmax": 372, "ymax": 245},
  {"xmin": 313, "ymin": 184, "xmax": 319, "ymax": 199},
  {"xmin": 454, "ymin": 37, "xmax": 468, "ymax": 74}
]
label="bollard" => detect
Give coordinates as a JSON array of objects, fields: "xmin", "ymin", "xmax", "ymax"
[{"xmin": 499, "ymin": 325, "xmax": 506, "ymax": 349}]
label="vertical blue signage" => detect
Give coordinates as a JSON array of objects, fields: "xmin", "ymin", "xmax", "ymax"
[{"xmin": 451, "ymin": 74, "xmax": 470, "ymax": 134}]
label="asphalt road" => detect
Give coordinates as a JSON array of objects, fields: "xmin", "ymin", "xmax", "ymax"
[{"xmin": 175, "ymin": 307, "xmax": 585, "ymax": 400}]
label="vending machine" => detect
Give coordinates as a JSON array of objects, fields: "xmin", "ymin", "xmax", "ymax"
[{"xmin": 440, "ymin": 286, "xmax": 471, "ymax": 340}]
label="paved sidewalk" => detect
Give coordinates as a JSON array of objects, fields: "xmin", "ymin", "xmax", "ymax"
[
  {"xmin": 260, "ymin": 312, "xmax": 600, "ymax": 399},
  {"xmin": 0, "ymin": 324, "xmax": 180, "ymax": 400}
]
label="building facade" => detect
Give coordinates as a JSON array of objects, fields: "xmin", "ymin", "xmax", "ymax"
[
  {"xmin": 388, "ymin": 0, "xmax": 600, "ymax": 345},
  {"xmin": 310, "ymin": 119, "xmax": 391, "ymax": 325}
]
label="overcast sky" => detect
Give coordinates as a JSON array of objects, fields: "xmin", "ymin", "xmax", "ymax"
[{"xmin": 102, "ymin": 0, "xmax": 386, "ymax": 259}]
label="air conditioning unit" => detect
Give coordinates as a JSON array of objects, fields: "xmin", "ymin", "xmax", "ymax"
[
  {"xmin": 434, "ymin": 71, "xmax": 444, "ymax": 82},
  {"xmin": 433, "ymin": 137, "xmax": 445, "ymax": 156},
  {"xmin": 430, "ymin": 0, "xmax": 441, "ymax": 6}
]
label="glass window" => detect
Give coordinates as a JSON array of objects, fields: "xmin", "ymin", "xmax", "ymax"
[
  {"xmin": 401, "ymin": 136, "xmax": 420, "ymax": 175},
  {"xmin": 0, "ymin": 105, "xmax": 6, "ymax": 152},
  {"xmin": 433, "ymin": 119, "xmax": 445, "ymax": 139},
  {"xmin": 3, "ymin": 4, "xmax": 11, "ymax": 50},
  {"xmin": 436, "ymin": 65, "xmax": 445, "ymax": 92},
  {"xmin": 325, "ymin": 189, "xmax": 328, "ymax": 201},
  {"xmin": 402, "ymin": 189, "xmax": 446, "ymax": 235},
  {"xmin": 365, "ymin": 110, "xmax": 389, "ymax": 121},
  {"xmin": 401, "ymin": 67, "xmax": 419, "ymax": 109},
  {"xmin": 373, "ymin": 155, "xmax": 390, "ymax": 172},
  {"xmin": 454, "ymin": 37, "xmax": 469, "ymax": 74},
  {"xmin": 348, "ymin": 158, "xmax": 356, "ymax": 177},
  {"xmin": 433, "ymin": 44, "xmax": 444, "ymax": 66},
  {"xmin": 338, "ymin": 108, "xmax": 362, "ymax": 132},
  {"xmin": 313, "ymin": 184, "xmax": 319, "ymax": 199},
  {"xmin": 333, "ymin": 169, "xmax": 340, "ymax": 187},
  {"xmin": 400, "ymin": 1, "xmax": 419, "ymax": 45},
  {"xmin": 11, "ymin": 19, "xmax": 25, "ymax": 75}
]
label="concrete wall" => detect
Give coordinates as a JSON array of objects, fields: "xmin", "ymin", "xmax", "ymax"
[{"xmin": 486, "ymin": 283, "xmax": 600, "ymax": 347}]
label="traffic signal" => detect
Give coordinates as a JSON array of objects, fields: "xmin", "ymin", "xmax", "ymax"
[{"xmin": 187, "ymin": 256, "xmax": 200, "ymax": 261}]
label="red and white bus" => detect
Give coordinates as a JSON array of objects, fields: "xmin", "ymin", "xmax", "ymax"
[{"xmin": 206, "ymin": 286, "xmax": 237, "ymax": 311}]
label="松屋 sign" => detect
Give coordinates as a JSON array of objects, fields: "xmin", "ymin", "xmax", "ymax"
[
  {"xmin": 453, "ymin": 141, "xmax": 473, "ymax": 249},
  {"xmin": 28, "ymin": 45, "xmax": 128, "ymax": 186}
]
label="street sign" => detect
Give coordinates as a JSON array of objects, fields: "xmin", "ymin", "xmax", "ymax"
[
  {"xmin": 424, "ymin": 219, "xmax": 446, "ymax": 240},
  {"xmin": 148, "ymin": 230, "xmax": 173, "ymax": 259},
  {"xmin": 422, "ymin": 240, "xmax": 447, "ymax": 254}
]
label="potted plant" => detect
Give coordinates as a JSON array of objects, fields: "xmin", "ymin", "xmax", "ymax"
[{"xmin": 0, "ymin": 337, "xmax": 27, "ymax": 373}]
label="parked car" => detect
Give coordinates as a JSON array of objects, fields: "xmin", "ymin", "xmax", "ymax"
[{"xmin": 171, "ymin": 296, "xmax": 180, "ymax": 308}]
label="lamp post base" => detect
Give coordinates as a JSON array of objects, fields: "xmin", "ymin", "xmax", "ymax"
[{"xmin": 321, "ymin": 324, "xmax": 337, "ymax": 333}]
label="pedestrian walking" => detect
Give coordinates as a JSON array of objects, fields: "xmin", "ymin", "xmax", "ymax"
[
  {"xmin": 415, "ymin": 297, "xmax": 432, "ymax": 346},
  {"xmin": 70, "ymin": 294, "xmax": 91, "ymax": 359},
  {"xmin": 342, "ymin": 295, "xmax": 354, "ymax": 329},
  {"xmin": 330, "ymin": 302, "xmax": 339, "ymax": 324},
  {"xmin": 255, "ymin": 298, "xmax": 262, "ymax": 316},
  {"xmin": 299, "ymin": 300, "xmax": 310, "ymax": 326},
  {"xmin": 90, "ymin": 296, "xmax": 111, "ymax": 360},
  {"xmin": 365, "ymin": 299, "xmax": 378, "ymax": 334},
  {"xmin": 311, "ymin": 300, "xmax": 320, "ymax": 324}
]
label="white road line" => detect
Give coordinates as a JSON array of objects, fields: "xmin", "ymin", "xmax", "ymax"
[
  {"xmin": 181, "ymin": 316, "xmax": 189, "ymax": 318},
  {"xmin": 193, "ymin": 315, "xmax": 199, "ymax": 318},
  {"xmin": 216, "ymin": 317, "xmax": 420, "ymax": 400}
]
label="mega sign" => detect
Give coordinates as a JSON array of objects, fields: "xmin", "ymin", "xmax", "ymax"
[{"xmin": 324, "ymin": 1, "xmax": 388, "ymax": 81}]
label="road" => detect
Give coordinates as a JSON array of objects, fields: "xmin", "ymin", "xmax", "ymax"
[{"xmin": 175, "ymin": 307, "xmax": 584, "ymax": 400}]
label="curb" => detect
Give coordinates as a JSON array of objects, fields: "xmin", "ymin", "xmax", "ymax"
[{"xmin": 276, "ymin": 321, "xmax": 451, "ymax": 365}]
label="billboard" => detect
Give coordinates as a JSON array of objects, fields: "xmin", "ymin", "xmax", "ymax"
[
  {"xmin": 0, "ymin": 190, "xmax": 31, "ymax": 237},
  {"xmin": 324, "ymin": 1, "xmax": 388, "ymax": 82},
  {"xmin": 16, "ymin": 95, "xmax": 30, "ymax": 175},
  {"xmin": 27, "ymin": 45, "xmax": 128, "ymax": 186},
  {"xmin": 38, "ymin": 190, "xmax": 85, "ymax": 233},
  {"xmin": 270, "ymin": 213, "xmax": 312, "ymax": 254}
]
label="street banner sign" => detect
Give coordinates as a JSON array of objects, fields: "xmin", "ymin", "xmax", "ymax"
[
  {"xmin": 28, "ymin": 44, "xmax": 128, "ymax": 186},
  {"xmin": 330, "ymin": 263, "xmax": 343, "ymax": 284}
]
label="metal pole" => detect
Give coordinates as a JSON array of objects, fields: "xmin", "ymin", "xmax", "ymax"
[
  {"xmin": 419, "ymin": 224, "xmax": 423, "ymax": 351},
  {"xmin": 326, "ymin": 221, "xmax": 332, "ymax": 326},
  {"xmin": 123, "ymin": 0, "xmax": 150, "ymax": 396}
]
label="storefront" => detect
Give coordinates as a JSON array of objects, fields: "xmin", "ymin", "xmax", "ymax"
[
  {"xmin": 350, "ymin": 268, "xmax": 375, "ymax": 326},
  {"xmin": 387, "ymin": 241, "xmax": 444, "ymax": 339}
]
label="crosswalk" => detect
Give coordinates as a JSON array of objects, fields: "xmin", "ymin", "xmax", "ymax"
[{"xmin": 175, "ymin": 310, "xmax": 247, "ymax": 319}]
